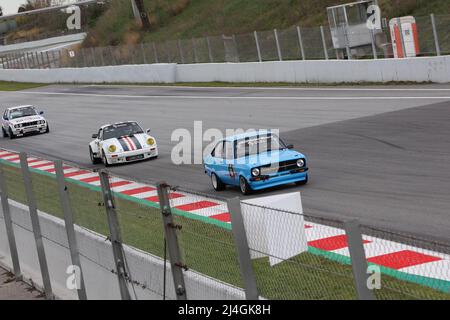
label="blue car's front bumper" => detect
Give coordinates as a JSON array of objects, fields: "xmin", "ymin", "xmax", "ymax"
[{"xmin": 248, "ymin": 168, "xmax": 309, "ymax": 190}]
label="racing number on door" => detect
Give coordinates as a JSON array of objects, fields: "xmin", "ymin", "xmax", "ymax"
[{"xmin": 228, "ymin": 164, "xmax": 236, "ymax": 179}]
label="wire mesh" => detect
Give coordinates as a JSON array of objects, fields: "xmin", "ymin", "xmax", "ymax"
[
  {"xmin": 435, "ymin": 15, "xmax": 450, "ymax": 55},
  {"xmin": 234, "ymin": 33, "xmax": 259, "ymax": 63},
  {"xmin": 278, "ymin": 27, "xmax": 303, "ymax": 61},
  {"xmin": 257, "ymin": 30, "xmax": 279, "ymax": 62}
]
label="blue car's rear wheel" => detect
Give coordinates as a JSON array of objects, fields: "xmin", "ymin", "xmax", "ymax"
[
  {"xmin": 211, "ymin": 173, "xmax": 225, "ymax": 191},
  {"xmin": 239, "ymin": 176, "xmax": 252, "ymax": 195}
]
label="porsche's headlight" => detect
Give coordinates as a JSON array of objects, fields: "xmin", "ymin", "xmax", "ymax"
[
  {"xmin": 108, "ymin": 145, "xmax": 117, "ymax": 153},
  {"xmin": 297, "ymin": 159, "xmax": 305, "ymax": 167},
  {"xmin": 147, "ymin": 138, "xmax": 155, "ymax": 146},
  {"xmin": 251, "ymin": 168, "xmax": 260, "ymax": 177}
]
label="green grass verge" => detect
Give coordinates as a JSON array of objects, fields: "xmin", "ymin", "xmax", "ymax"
[
  {"xmin": 0, "ymin": 81, "xmax": 47, "ymax": 91},
  {"xmin": 1, "ymin": 160, "xmax": 449, "ymax": 300}
]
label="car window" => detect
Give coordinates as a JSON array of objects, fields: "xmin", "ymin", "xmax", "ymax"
[
  {"xmin": 212, "ymin": 141, "xmax": 224, "ymax": 158},
  {"xmin": 224, "ymin": 141, "xmax": 234, "ymax": 159},
  {"xmin": 98, "ymin": 129, "xmax": 103, "ymax": 140},
  {"xmin": 3, "ymin": 111, "xmax": 7, "ymax": 120},
  {"xmin": 102, "ymin": 122, "xmax": 143, "ymax": 140},
  {"xmin": 235, "ymin": 134, "xmax": 285, "ymax": 158},
  {"xmin": 9, "ymin": 107, "xmax": 37, "ymax": 120}
]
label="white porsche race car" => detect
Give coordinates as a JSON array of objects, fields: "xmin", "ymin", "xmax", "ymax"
[
  {"xmin": 89, "ymin": 121, "xmax": 158, "ymax": 166},
  {"xmin": 2, "ymin": 105, "xmax": 49, "ymax": 139}
]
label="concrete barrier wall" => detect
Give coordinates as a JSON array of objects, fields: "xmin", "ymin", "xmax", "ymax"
[
  {"xmin": 0, "ymin": 55, "xmax": 449, "ymax": 84},
  {"xmin": 0, "ymin": 199, "xmax": 244, "ymax": 300}
]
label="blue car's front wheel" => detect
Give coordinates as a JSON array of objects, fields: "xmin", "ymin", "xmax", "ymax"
[
  {"xmin": 239, "ymin": 176, "xmax": 253, "ymax": 195},
  {"xmin": 211, "ymin": 173, "xmax": 226, "ymax": 191}
]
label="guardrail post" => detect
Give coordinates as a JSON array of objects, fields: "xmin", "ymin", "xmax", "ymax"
[
  {"xmin": 227, "ymin": 198, "xmax": 259, "ymax": 300},
  {"xmin": 98, "ymin": 170, "xmax": 131, "ymax": 300},
  {"xmin": 430, "ymin": 14, "xmax": 441, "ymax": 56},
  {"xmin": 254, "ymin": 31, "xmax": 262, "ymax": 62},
  {"xmin": 320, "ymin": 26, "xmax": 329, "ymax": 60},
  {"xmin": 274, "ymin": 29, "xmax": 283, "ymax": 61},
  {"xmin": 296, "ymin": 26, "xmax": 306, "ymax": 60},
  {"xmin": 344, "ymin": 219, "xmax": 375, "ymax": 300},
  {"xmin": 156, "ymin": 182, "xmax": 187, "ymax": 300},
  {"xmin": 19, "ymin": 153, "xmax": 53, "ymax": 300},
  {"xmin": 0, "ymin": 163, "xmax": 22, "ymax": 280},
  {"xmin": 54, "ymin": 160, "xmax": 87, "ymax": 300}
]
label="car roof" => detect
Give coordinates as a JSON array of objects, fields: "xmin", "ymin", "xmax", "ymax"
[
  {"xmin": 100, "ymin": 121, "xmax": 140, "ymax": 129},
  {"xmin": 224, "ymin": 130, "xmax": 274, "ymax": 142},
  {"xmin": 7, "ymin": 105, "xmax": 35, "ymax": 111}
]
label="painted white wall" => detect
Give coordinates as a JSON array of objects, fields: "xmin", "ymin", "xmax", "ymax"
[
  {"xmin": 0, "ymin": 55, "xmax": 449, "ymax": 84},
  {"xmin": 0, "ymin": 199, "xmax": 244, "ymax": 300}
]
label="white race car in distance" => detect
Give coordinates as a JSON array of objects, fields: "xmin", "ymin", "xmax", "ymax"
[
  {"xmin": 89, "ymin": 121, "xmax": 158, "ymax": 166},
  {"xmin": 2, "ymin": 105, "xmax": 49, "ymax": 139}
]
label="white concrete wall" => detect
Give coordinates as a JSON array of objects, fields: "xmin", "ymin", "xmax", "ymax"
[
  {"xmin": 0, "ymin": 64, "xmax": 177, "ymax": 84},
  {"xmin": 0, "ymin": 199, "xmax": 244, "ymax": 300},
  {"xmin": 0, "ymin": 55, "xmax": 449, "ymax": 84}
]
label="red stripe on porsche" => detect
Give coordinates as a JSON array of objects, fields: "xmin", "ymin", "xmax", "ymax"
[
  {"xmin": 175, "ymin": 201, "xmax": 219, "ymax": 212},
  {"xmin": 110, "ymin": 181, "xmax": 133, "ymax": 188},
  {"xmin": 30, "ymin": 162, "xmax": 54, "ymax": 169},
  {"xmin": 308, "ymin": 235, "xmax": 371, "ymax": 252},
  {"xmin": 121, "ymin": 186, "xmax": 156, "ymax": 195},
  {"xmin": 210, "ymin": 213, "xmax": 231, "ymax": 223},
  {"xmin": 367, "ymin": 250, "xmax": 441, "ymax": 270},
  {"xmin": 146, "ymin": 193, "xmax": 184, "ymax": 203},
  {"xmin": 64, "ymin": 170, "xmax": 91, "ymax": 178},
  {"xmin": 79, "ymin": 176, "xmax": 100, "ymax": 183},
  {"xmin": 124, "ymin": 136, "xmax": 136, "ymax": 151}
]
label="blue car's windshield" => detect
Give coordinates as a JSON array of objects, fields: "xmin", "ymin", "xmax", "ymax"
[{"xmin": 235, "ymin": 134, "xmax": 286, "ymax": 158}]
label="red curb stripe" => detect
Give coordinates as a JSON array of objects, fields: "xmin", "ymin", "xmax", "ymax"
[
  {"xmin": 146, "ymin": 193, "xmax": 184, "ymax": 203},
  {"xmin": 5, "ymin": 156, "xmax": 20, "ymax": 162},
  {"xmin": 210, "ymin": 213, "xmax": 231, "ymax": 223},
  {"xmin": 64, "ymin": 170, "xmax": 91, "ymax": 178},
  {"xmin": 367, "ymin": 250, "xmax": 442, "ymax": 270},
  {"xmin": 45, "ymin": 166, "xmax": 71, "ymax": 173},
  {"xmin": 121, "ymin": 186, "xmax": 156, "ymax": 196},
  {"xmin": 308, "ymin": 234, "xmax": 371, "ymax": 252},
  {"xmin": 79, "ymin": 176, "xmax": 100, "ymax": 183},
  {"xmin": 175, "ymin": 201, "xmax": 219, "ymax": 212},
  {"xmin": 305, "ymin": 224, "xmax": 313, "ymax": 229},
  {"xmin": 0, "ymin": 152, "xmax": 15, "ymax": 158},
  {"xmin": 30, "ymin": 162, "xmax": 54, "ymax": 169},
  {"xmin": 110, "ymin": 181, "xmax": 133, "ymax": 188},
  {"xmin": 27, "ymin": 159, "xmax": 42, "ymax": 164}
]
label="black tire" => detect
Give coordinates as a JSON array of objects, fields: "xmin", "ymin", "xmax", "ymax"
[
  {"xmin": 102, "ymin": 152, "xmax": 110, "ymax": 167},
  {"xmin": 45, "ymin": 124, "xmax": 50, "ymax": 133},
  {"xmin": 8, "ymin": 127, "xmax": 15, "ymax": 140},
  {"xmin": 295, "ymin": 174, "xmax": 309, "ymax": 186},
  {"xmin": 1, "ymin": 127, "xmax": 7, "ymax": 138},
  {"xmin": 211, "ymin": 173, "xmax": 225, "ymax": 191},
  {"xmin": 90, "ymin": 147, "xmax": 101, "ymax": 164},
  {"xmin": 239, "ymin": 176, "xmax": 253, "ymax": 195}
]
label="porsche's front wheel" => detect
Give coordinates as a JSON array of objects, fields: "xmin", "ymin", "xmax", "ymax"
[
  {"xmin": 90, "ymin": 147, "xmax": 101, "ymax": 164},
  {"xmin": 211, "ymin": 173, "xmax": 225, "ymax": 191},
  {"xmin": 239, "ymin": 176, "xmax": 252, "ymax": 195}
]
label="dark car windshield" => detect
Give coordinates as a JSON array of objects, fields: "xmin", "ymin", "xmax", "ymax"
[
  {"xmin": 9, "ymin": 107, "xmax": 37, "ymax": 119},
  {"xmin": 103, "ymin": 122, "xmax": 144, "ymax": 140},
  {"xmin": 235, "ymin": 134, "xmax": 286, "ymax": 158}
]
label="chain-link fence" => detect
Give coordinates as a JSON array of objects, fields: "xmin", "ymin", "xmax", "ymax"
[
  {"xmin": 1, "ymin": 13, "xmax": 449, "ymax": 70},
  {"xmin": 0, "ymin": 151, "xmax": 449, "ymax": 300}
]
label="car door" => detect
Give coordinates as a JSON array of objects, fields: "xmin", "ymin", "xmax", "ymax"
[
  {"xmin": 208, "ymin": 141, "xmax": 227, "ymax": 179},
  {"xmin": 222, "ymin": 141, "xmax": 238, "ymax": 185}
]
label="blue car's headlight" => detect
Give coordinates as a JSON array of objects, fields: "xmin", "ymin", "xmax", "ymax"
[
  {"xmin": 251, "ymin": 168, "xmax": 260, "ymax": 177},
  {"xmin": 297, "ymin": 159, "xmax": 305, "ymax": 167}
]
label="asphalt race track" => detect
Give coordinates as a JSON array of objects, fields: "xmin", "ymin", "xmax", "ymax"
[{"xmin": 1, "ymin": 84, "xmax": 450, "ymax": 243}]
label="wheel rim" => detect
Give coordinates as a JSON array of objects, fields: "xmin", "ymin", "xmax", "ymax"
[
  {"xmin": 211, "ymin": 174, "xmax": 218, "ymax": 189},
  {"xmin": 240, "ymin": 177, "xmax": 246, "ymax": 193}
]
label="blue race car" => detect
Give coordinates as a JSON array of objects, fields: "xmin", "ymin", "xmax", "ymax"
[{"xmin": 204, "ymin": 131, "xmax": 309, "ymax": 195}]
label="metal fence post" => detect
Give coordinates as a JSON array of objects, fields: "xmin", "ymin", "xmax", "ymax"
[
  {"xmin": 430, "ymin": 14, "xmax": 441, "ymax": 56},
  {"xmin": 206, "ymin": 37, "xmax": 214, "ymax": 63},
  {"xmin": 153, "ymin": 43, "xmax": 159, "ymax": 63},
  {"xmin": 396, "ymin": 17, "xmax": 406, "ymax": 58},
  {"xmin": 141, "ymin": 43, "xmax": 148, "ymax": 64},
  {"xmin": 227, "ymin": 198, "xmax": 259, "ymax": 300},
  {"xmin": 232, "ymin": 34, "xmax": 240, "ymax": 63},
  {"xmin": 156, "ymin": 182, "xmax": 187, "ymax": 300},
  {"xmin": 344, "ymin": 219, "xmax": 375, "ymax": 300},
  {"xmin": 177, "ymin": 40, "xmax": 184, "ymax": 64},
  {"xmin": 91, "ymin": 47, "xmax": 97, "ymax": 67},
  {"xmin": 54, "ymin": 160, "xmax": 87, "ymax": 300},
  {"xmin": 274, "ymin": 29, "xmax": 283, "ymax": 61},
  {"xmin": 296, "ymin": 26, "xmax": 306, "ymax": 60},
  {"xmin": 370, "ymin": 29, "xmax": 378, "ymax": 59},
  {"xmin": 0, "ymin": 163, "xmax": 22, "ymax": 280},
  {"xmin": 192, "ymin": 38, "xmax": 198, "ymax": 63},
  {"xmin": 254, "ymin": 31, "xmax": 262, "ymax": 62},
  {"xmin": 19, "ymin": 153, "xmax": 53, "ymax": 299},
  {"xmin": 98, "ymin": 170, "xmax": 131, "ymax": 300},
  {"xmin": 320, "ymin": 26, "xmax": 329, "ymax": 60}
]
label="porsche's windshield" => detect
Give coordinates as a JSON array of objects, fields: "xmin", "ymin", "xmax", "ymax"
[
  {"xmin": 235, "ymin": 134, "xmax": 286, "ymax": 158},
  {"xmin": 9, "ymin": 107, "xmax": 37, "ymax": 120},
  {"xmin": 103, "ymin": 122, "xmax": 144, "ymax": 140}
]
